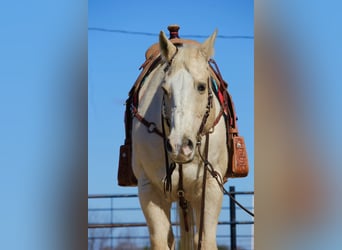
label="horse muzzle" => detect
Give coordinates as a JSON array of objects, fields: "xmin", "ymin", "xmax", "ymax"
[{"xmin": 166, "ymin": 136, "xmax": 195, "ymax": 163}]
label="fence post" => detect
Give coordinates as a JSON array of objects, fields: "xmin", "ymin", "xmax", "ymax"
[
  {"xmin": 111, "ymin": 197, "xmax": 113, "ymax": 249},
  {"xmin": 229, "ymin": 186, "xmax": 237, "ymax": 250}
]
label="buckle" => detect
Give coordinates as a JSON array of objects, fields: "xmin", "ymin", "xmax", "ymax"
[
  {"xmin": 148, "ymin": 122, "xmax": 156, "ymax": 133},
  {"xmin": 177, "ymin": 190, "xmax": 184, "ymax": 198}
]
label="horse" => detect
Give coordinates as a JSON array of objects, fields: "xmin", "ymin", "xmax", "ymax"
[{"xmin": 131, "ymin": 30, "xmax": 228, "ymax": 250}]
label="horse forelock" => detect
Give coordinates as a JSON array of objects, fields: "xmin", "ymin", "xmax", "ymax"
[
  {"xmin": 162, "ymin": 46, "xmax": 211, "ymax": 109},
  {"xmin": 170, "ymin": 46, "xmax": 209, "ymax": 79}
]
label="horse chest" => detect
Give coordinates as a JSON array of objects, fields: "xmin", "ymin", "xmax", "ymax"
[{"xmin": 165, "ymin": 164, "xmax": 205, "ymax": 201}]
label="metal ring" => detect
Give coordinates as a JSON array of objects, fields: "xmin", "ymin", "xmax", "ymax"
[
  {"xmin": 177, "ymin": 190, "xmax": 184, "ymax": 197},
  {"xmin": 147, "ymin": 123, "xmax": 156, "ymax": 133}
]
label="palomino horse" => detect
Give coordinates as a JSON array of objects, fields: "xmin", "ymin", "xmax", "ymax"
[{"xmin": 131, "ymin": 30, "xmax": 228, "ymax": 250}]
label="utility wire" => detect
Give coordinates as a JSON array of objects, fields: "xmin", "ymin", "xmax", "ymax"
[{"xmin": 88, "ymin": 27, "xmax": 254, "ymax": 39}]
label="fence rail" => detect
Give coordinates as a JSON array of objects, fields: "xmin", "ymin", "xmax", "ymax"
[{"xmin": 88, "ymin": 186, "xmax": 254, "ymax": 250}]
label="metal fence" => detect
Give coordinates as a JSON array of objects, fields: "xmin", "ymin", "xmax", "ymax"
[{"xmin": 88, "ymin": 186, "xmax": 254, "ymax": 250}]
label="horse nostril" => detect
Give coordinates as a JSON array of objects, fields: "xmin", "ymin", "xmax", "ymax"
[
  {"xmin": 180, "ymin": 138, "xmax": 194, "ymax": 156},
  {"xmin": 166, "ymin": 138, "xmax": 194, "ymax": 156},
  {"xmin": 186, "ymin": 139, "xmax": 194, "ymax": 151},
  {"xmin": 166, "ymin": 139, "xmax": 173, "ymax": 153}
]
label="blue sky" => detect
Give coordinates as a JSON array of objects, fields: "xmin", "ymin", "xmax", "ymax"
[{"xmin": 88, "ymin": 0, "xmax": 254, "ymax": 195}]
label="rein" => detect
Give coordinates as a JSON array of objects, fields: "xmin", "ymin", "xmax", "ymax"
[
  {"xmin": 197, "ymin": 134, "xmax": 209, "ymax": 250},
  {"xmin": 197, "ymin": 137, "xmax": 255, "ymax": 218}
]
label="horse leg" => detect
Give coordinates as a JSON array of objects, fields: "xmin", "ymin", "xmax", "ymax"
[
  {"xmin": 138, "ymin": 183, "xmax": 174, "ymax": 250},
  {"xmin": 193, "ymin": 179, "xmax": 223, "ymax": 250}
]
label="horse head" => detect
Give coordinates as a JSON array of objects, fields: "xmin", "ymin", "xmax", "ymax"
[{"xmin": 159, "ymin": 30, "xmax": 217, "ymax": 163}]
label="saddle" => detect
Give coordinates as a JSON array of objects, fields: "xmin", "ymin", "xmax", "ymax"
[{"xmin": 118, "ymin": 25, "xmax": 248, "ymax": 187}]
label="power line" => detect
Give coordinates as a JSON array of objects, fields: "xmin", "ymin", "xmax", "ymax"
[
  {"xmin": 88, "ymin": 27, "xmax": 254, "ymax": 40},
  {"xmin": 88, "ymin": 27, "xmax": 157, "ymax": 37}
]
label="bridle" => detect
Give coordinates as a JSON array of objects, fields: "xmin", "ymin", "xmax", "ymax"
[
  {"xmin": 160, "ymin": 72, "xmax": 222, "ymax": 192},
  {"xmin": 161, "ymin": 60, "xmax": 237, "ymax": 250},
  {"xmin": 131, "ymin": 51, "xmax": 254, "ymax": 250}
]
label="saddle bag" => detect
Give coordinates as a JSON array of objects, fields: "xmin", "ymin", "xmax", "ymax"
[
  {"xmin": 227, "ymin": 135, "xmax": 249, "ymax": 178},
  {"xmin": 118, "ymin": 140, "xmax": 137, "ymax": 186}
]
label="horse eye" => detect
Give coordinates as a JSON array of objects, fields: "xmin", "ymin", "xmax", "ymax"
[{"xmin": 197, "ymin": 83, "xmax": 206, "ymax": 93}]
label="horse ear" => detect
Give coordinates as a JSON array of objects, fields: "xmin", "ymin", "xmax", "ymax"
[
  {"xmin": 200, "ymin": 29, "xmax": 218, "ymax": 60},
  {"xmin": 159, "ymin": 31, "xmax": 177, "ymax": 62}
]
